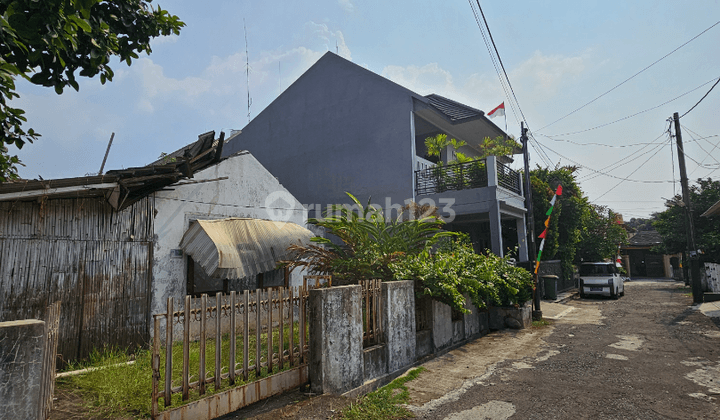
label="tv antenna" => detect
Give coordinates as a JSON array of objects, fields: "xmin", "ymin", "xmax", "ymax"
[{"xmin": 244, "ymin": 19, "xmax": 252, "ymax": 124}]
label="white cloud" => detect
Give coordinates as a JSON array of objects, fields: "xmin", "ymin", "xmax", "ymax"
[
  {"xmin": 132, "ymin": 58, "xmax": 212, "ymax": 112},
  {"xmin": 381, "ymin": 63, "xmax": 502, "ymax": 110},
  {"xmin": 130, "ymin": 21, "xmax": 352, "ymax": 115},
  {"xmin": 511, "ymin": 51, "xmax": 586, "ymax": 97},
  {"xmin": 151, "ymin": 34, "xmax": 180, "ymax": 46},
  {"xmin": 381, "ymin": 51, "xmax": 587, "ymax": 113},
  {"xmin": 302, "ymin": 22, "xmax": 352, "ymax": 61},
  {"xmin": 338, "ymin": 0, "xmax": 354, "ymax": 13}
]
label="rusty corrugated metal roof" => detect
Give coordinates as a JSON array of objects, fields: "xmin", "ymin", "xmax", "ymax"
[{"xmin": 179, "ymin": 218, "xmax": 314, "ymax": 279}]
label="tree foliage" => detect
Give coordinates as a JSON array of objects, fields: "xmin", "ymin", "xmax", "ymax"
[
  {"xmin": 654, "ymin": 178, "xmax": 720, "ymax": 263},
  {"xmin": 424, "ymin": 133, "xmax": 520, "ymax": 164},
  {"xmin": 391, "ymin": 234, "xmax": 533, "ymax": 312},
  {"xmin": 530, "ymin": 165, "xmax": 627, "ymax": 279},
  {"xmin": 576, "ymin": 204, "xmax": 627, "ymax": 262},
  {"xmin": 283, "ymin": 193, "xmax": 456, "ymax": 284},
  {"xmin": 0, "ymin": 0, "xmax": 184, "ymax": 181}
]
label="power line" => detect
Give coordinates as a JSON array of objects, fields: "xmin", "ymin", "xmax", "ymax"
[
  {"xmin": 466, "ymin": 0, "xmax": 554, "ymax": 168},
  {"xmin": 475, "ymin": 0, "xmax": 529, "ymax": 125},
  {"xmin": 593, "ymin": 134, "xmax": 672, "ymax": 201},
  {"xmin": 680, "ymin": 77, "xmax": 720, "ymax": 118},
  {"xmin": 577, "ymin": 130, "xmax": 670, "ymax": 182},
  {"xmin": 544, "ymin": 76, "xmax": 720, "ymax": 137},
  {"xmin": 540, "ymin": 135, "xmax": 664, "ymax": 148},
  {"xmin": 539, "ymin": 137, "xmax": 673, "ymax": 184},
  {"xmin": 537, "ymin": 19, "xmax": 720, "ymax": 132}
]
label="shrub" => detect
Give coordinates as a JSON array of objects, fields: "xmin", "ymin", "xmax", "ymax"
[{"xmin": 391, "ymin": 235, "xmax": 533, "ymax": 312}]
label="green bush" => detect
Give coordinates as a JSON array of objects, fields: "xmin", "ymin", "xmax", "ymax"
[{"xmin": 391, "ymin": 235, "xmax": 533, "ymax": 312}]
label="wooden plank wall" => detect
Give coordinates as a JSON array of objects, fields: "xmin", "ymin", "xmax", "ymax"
[{"xmin": 0, "ymin": 196, "xmax": 154, "ymax": 363}]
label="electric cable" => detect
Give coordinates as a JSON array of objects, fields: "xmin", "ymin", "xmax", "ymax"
[
  {"xmin": 537, "ymin": 20, "xmax": 720, "ymax": 132},
  {"xmin": 540, "ymin": 138, "xmax": 673, "ymax": 184},
  {"xmin": 593, "ymin": 134, "xmax": 673, "ymax": 201},
  {"xmin": 544, "ymin": 76, "xmax": 720, "ymax": 137},
  {"xmin": 467, "ymin": 0, "xmax": 554, "ymax": 168},
  {"xmin": 680, "ymin": 77, "xmax": 720, "ymax": 118},
  {"xmin": 577, "ymin": 130, "xmax": 670, "ymax": 182}
]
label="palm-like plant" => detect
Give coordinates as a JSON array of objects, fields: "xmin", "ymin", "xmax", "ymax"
[{"xmin": 283, "ymin": 193, "xmax": 455, "ymax": 284}]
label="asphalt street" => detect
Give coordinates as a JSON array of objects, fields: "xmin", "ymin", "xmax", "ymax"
[{"xmin": 406, "ymin": 279, "xmax": 720, "ymax": 419}]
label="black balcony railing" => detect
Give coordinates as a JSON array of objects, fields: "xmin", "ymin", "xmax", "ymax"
[
  {"xmin": 415, "ymin": 159, "xmax": 488, "ymax": 195},
  {"xmin": 497, "ymin": 161, "xmax": 521, "ymax": 194}
]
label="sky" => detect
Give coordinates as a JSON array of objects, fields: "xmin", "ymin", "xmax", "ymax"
[{"xmin": 11, "ymin": 0, "xmax": 720, "ymax": 220}]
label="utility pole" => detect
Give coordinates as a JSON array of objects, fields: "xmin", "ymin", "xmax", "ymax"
[
  {"xmin": 673, "ymin": 112, "xmax": 703, "ymax": 304},
  {"xmin": 521, "ymin": 123, "xmax": 541, "ymax": 319}
]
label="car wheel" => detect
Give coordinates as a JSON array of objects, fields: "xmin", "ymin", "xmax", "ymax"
[
  {"xmin": 620, "ymin": 288, "xmax": 625, "ymax": 297},
  {"xmin": 579, "ymin": 281, "xmax": 586, "ymax": 298},
  {"xmin": 611, "ymin": 286, "xmax": 619, "ymax": 300}
]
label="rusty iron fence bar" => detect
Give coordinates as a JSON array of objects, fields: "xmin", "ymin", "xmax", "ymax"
[
  {"xmin": 361, "ymin": 279, "xmax": 384, "ymax": 348},
  {"xmin": 150, "ymin": 283, "xmax": 319, "ymax": 416},
  {"xmin": 40, "ymin": 301, "xmax": 61, "ymax": 420}
]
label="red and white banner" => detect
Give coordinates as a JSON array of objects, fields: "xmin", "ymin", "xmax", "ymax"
[{"xmin": 487, "ymin": 102, "xmax": 505, "ymax": 119}]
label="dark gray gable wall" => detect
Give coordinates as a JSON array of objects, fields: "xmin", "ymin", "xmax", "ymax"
[{"xmin": 223, "ymin": 52, "xmax": 423, "ymax": 213}]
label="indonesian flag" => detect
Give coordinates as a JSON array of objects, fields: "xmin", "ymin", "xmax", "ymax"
[{"xmin": 487, "ymin": 102, "xmax": 505, "ymax": 119}]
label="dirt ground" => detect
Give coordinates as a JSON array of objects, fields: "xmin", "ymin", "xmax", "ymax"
[{"xmin": 50, "ymin": 280, "xmax": 720, "ymax": 419}]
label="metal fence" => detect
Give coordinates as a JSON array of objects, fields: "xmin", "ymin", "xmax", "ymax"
[
  {"xmin": 150, "ymin": 281, "xmax": 325, "ymax": 417},
  {"xmin": 497, "ymin": 161, "xmax": 521, "ymax": 194},
  {"xmin": 361, "ymin": 279, "xmax": 383, "ymax": 347},
  {"xmin": 40, "ymin": 301, "xmax": 61, "ymax": 420},
  {"xmin": 415, "ymin": 159, "xmax": 489, "ymax": 195}
]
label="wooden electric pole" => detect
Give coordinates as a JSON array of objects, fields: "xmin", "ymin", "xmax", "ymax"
[
  {"xmin": 521, "ymin": 123, "xmax": 541, "ymax": 319},
  {"xmin": 673, "ymin": 112, "xmax": 703, "ymax": 304}
]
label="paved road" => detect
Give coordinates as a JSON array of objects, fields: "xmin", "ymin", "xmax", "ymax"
[{"xmin": 406, "ymin": 280, "xmax": 720, "ymax": 419}]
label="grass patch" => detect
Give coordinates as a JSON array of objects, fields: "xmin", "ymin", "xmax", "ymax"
[
  {"xmin": 532, "ymin": 319, "xmax": 552, "ymax": 328},
  {"xmin": 57, "ymin": 322, "xmax": 305, "ymax": 418},
  {"xmin": 340, "ymin": 367, "xmax": 425, "ymax": 420}
]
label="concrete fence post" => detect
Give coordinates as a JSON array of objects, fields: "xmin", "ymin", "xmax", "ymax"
[
  {"xmin": 382, "ymin": 281, "xmax": 416, "ymax": 373},
  {"xmin": 432, "ymin": 300, "xmax": 452, "ymax": 351},
  {"xmin": 309, "ymin": 285, "xmax": 363, "ymax": 395},
  {"xmin": 487, "ymin": 156, "xmax": 498, "ymax": 187},
  {"xmin": 0, "ymin": 319, "xmax": 46, "ymax": 420}
]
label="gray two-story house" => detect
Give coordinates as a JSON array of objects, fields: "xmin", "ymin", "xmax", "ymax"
[{"xmin": 223, "ymin": 52, "xmax": 529, "ymax": 261}]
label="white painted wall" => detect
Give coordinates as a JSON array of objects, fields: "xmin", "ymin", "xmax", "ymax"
[{"xmin": 150, "ymin": 151, "xmax": 308, "ymax": 319}]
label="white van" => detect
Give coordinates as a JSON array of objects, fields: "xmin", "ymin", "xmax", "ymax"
[{"xmin": 579, "ymin": 262, "xmax": 625, "ymax": 299}]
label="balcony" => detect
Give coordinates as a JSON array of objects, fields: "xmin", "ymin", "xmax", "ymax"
[{"xmin": 414, "ymin": 156, "xmax": 522, "ymax": 196}]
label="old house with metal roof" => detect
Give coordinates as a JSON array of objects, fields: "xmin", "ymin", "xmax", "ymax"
[
  {"xmin": 620, "ymin": 230, "xmax": 680, "ymax": 279},
  {"xmin": 223, "ymin": 52, "xmax": 529, "ymax": 261},
  {"xmin": 0, "ymin": 131, "xmax": 311, "ymax": 363}
]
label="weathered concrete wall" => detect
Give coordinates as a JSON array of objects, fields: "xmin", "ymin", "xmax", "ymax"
[
  {"xmin": 0, "ymin": 319, "xmax": 45, "ymax": 420},
  {"xmin": 151, "ymin": 152, "xmax": 308, "ymax": 338},
  {"xmin": 463, "ymin": 296, "xmax": 481, "ymax": 338},
  {"xmin": 432, "ymin": 300, "xmax": 452, "ymax": 350},
  {"xmin": 309, "ymin": 285, "xmax": 363, "ymax": 395},
  {"xmin": 704, "ymin": 263, "xmax": 720, "ymax": 293},
  {"xmin": 489, "ymin": 304, "xmax": 532, "ymax": 330},
  {"xmin": 382, "ymin": 281, "xmax": 416, "ymax": 372},
  {"xmin": 363, "ymin": 345, "xmax": 387, "ymax": 382}
]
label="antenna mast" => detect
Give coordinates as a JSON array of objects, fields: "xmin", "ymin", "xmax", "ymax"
[{"xmin": 244, "ymin": 19, "xmax": 252, "ymax": 124}]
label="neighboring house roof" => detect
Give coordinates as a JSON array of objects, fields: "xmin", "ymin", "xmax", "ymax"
[
  {"xmin": 626, "ymin": 230, "xmax": 663, "ymax": 247},
  {"xmin": 425, "ymin": 94, "xmax": 484, "ymax": 123},
  {"xmin": 179, "ymin": 218, "xmax": 314, "ymax": 279},
  {"xmin": 701, "ymin": 199, "xmax": 720, "ymax": 217},
  {"xmin": 0, "ymin": 131, "xmax": 225, "ymax": 211}
]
